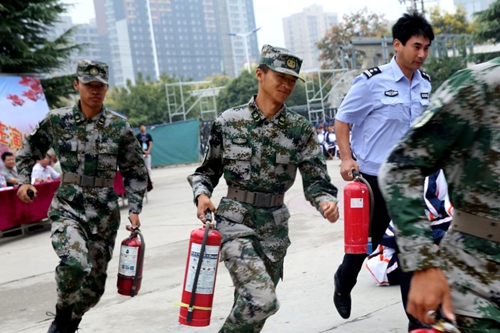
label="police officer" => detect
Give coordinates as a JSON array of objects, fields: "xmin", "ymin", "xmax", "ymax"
[
  {"xmin": 332, "ymin": 12, "xmax": 434, "ymax": 330},
  {"xmin": 380, "ymin": 58, "xmax": 500, "ymax": 332},
  {"xmin": 188, "ymin": 44, "xmax": 339, "ymax": 333},
  {"xmin": 16, "ymin": 60, "xmax": 148, "ymax": 333}
]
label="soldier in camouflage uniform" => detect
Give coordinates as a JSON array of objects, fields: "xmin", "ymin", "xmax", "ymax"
[
  {"xmin": 379, "ymin": 58, "xmax": 500, "ymax": 332},
  {"xmin": 188, "ymin": 44, "xmax": 339, "ymax": 333},
  {"xmin": 16, "ymin": 60, "xmax": 147, "ymax": 333}
]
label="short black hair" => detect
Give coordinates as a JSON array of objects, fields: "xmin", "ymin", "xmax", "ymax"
[
  {"xmin": 392, "ymin": 12, "xmax": 434, "ymax": 46},
  {"xmin": 257, "ymin": 64, "xmax": 269, "ymax": 73},
  {"xmin": 1, "ymin": 151, "xmax": 13, "ymax": 161}
]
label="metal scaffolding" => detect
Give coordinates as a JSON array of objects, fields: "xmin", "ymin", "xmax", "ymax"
[
  {"xmin": 165, "ymin": 81, "xmax": 221, "ymax": 123},
  {"xmin": 302, "ymin": 68, "xmax": 349, "ymax": 122}
]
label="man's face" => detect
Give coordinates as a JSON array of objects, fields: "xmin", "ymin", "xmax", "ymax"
[
  {"xmin": 39, "ymin": 156, "xmax": 50, "ymax": 168},
  {"xmin": 74, "ymin": 80, "xmax": 108, "ymax": 109},
  {"xmin": 256, "ymin": 68, "xmax": 298, "ymax": 105},
  {"xmin": 3, "ymin": 156, "xmax": 15, "ymax": 169},
  {"xmin": 394, "ymin": 34, "xmax": 431, "ymax": 73},
  {"xmin": 140, "ymin": 125, "xmax": 146, "ymax": 133}
]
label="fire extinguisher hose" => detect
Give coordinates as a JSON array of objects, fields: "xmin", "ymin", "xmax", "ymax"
[
  {"xmin": 186, "ymin": 212, "xmax": 213, "ymax": 323},
  {"xmin": 131, "ymin": 229, "xmax": 146, "ymax": 297},
  {"xmin": 352, "ymin": 170, "xmax": 375, "ymax": 246}
]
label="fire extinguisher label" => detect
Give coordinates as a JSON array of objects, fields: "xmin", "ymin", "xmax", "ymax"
[
  {"xmin": 185, "ymin": 244, "xmax": 219, "ymax": 294},
  {"xmin": 118, "ymin": 245, "xmax": 139, "ymax": 277},
  {"xmin": 350, "ymin": 198, "xmax": 364, "ymax": 208}
]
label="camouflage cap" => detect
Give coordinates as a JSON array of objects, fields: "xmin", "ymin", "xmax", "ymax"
[
  {"xmin": 259, "ymin": 44, "xmax": 304, "ymax": 81},
  {"xmin": 76, "ymin": 60, "xmax": 109, "ymax": 84}
]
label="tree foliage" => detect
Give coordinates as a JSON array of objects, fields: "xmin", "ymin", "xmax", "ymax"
[
  {"xmin": 473, "ymin": 0, "xmax": 500, "ymax": 44},
  {"xmin": 428, "ymin": 6, "xmax": 475, "ymax": 35},
  {"xmin": 0, "ymin": 1, "xmax": 80, "ymax": 73},
  {"xmin": 317, "ymin": 8, "xmax": 390, "ymax": 69},
  {"xmin": 41, "ymin": 74, "xmax": 77, "ymax": 109}
]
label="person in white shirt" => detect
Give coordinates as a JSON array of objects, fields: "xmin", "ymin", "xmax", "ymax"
[{"xmin": 31, "ymin": 154, "xmax": 60, "ymax": 184}]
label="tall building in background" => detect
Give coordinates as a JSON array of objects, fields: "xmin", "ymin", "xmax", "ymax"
[
  {"xmin": 453, "ymin": 0, "xmax": 494, "ymax": 19},
  {"xmin": 47, "ymin": 16, "xmax": 101, "ymax": 78},
  {"xmin": 95, "ymin": 0, "xmax": 259, "ymax": 86},
  {"xmin": 282, "ymin": 5, "xmax": 338, "ymax": 71}
]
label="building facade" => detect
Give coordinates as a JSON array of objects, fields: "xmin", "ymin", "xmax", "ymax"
[
  {"xmin": 453, "ymin": 0, "xmax": 494, "ymax": 20},
  {"xmin": 282, "ymin": 5, "xmax": 338, "ymax": 71},
  {"xmin": 95, "ymin": 0, "xmax": 259, "ymax": 86},
  {"xmin": 47, "ymin": 16, "xmax": 101, "ymax": 79}
]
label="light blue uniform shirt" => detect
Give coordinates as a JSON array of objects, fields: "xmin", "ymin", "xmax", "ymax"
[{"xmin": 336, "ymin": 56, "xmax": 431, "ymax": 176}]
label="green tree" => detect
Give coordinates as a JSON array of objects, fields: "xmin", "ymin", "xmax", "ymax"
[
  {"xmin": 474, "ymin": 0, "xmax": 500, "ymax": 44},
  {"xmin": 428, "ymin": 6, "xmax": 474, "ymax": 34},
  {"xmin": 317, "ymin": 8, "xmax": 390, "ymax": 69},
  {"xmin": 424, "ymin": 6, "xmax": 476, "ymax": 91},
  {"xmin": 0, "ymin": 1, "xmax": 81, "ymax": 107},
  {"xmin": 216, "ymin": 70, "xmax": 258, "ymax": 112}
]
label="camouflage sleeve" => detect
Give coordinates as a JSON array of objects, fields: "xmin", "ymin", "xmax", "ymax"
[
  {"xmin": 379, "ymin": 73, "xmax": 476, "ymax": 272},
  {"xmin": 298, "ymin": 125, "xmax": 338, "ymax": 211},
  {"xmin": 187, "ymin": 119, "xmax": 223, "ymax": 204},
  {"xmin": 118, "ymin": 123, "xmax": 147, "ymax": 214},
  {"xmin": 16, "ymin": 115, "xmax": 53, "ymax": 185}
]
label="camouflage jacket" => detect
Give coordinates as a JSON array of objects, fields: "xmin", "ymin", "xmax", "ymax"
[
  {"xmin": 189, "ymin": 96, "xmax": 338, "ymax": 214},
  {"xmin": 379, "ymin": 58, "xmax": 500, "ymax": 272},
  {"xmin": 17, "ymin": 102, "xmax": 147, "ymax": 234}
]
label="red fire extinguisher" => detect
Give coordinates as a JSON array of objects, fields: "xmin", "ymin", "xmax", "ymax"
[
  {"xmin": 117, "ymin": 228, "xmax": 145, "ymax": 297},
  {"xmin": 178, "ymin": 212, "xmax": 222, "ymax": 327},
  {"xmin": 343, "ymin": 170, "xmax": 374, "ymax": 254},
  {"xmin": 410, "ymin": 320, "xmax": 461, "ymax": 333}
]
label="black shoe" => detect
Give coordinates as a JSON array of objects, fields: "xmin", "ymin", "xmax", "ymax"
[
  {"xmin": 47, "ymin": 307, "xmax": 81, "ymax": 333},
  {"xmin": 408, "ymin": 320, "xmax": 431, "ymax": 332},
  {"xmin": 333, "ymin": 271, "xmax": 351, "ymax": 319}
]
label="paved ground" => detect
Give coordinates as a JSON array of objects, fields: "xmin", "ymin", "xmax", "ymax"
[{"xmin": 0, "ymin": 159, "xmax": 409, "ymax": 332}]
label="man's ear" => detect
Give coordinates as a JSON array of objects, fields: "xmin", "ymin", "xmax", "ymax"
[
  {"xmin": 255, "ymin": 68, "xmax": 264, "ymax": 83},
  {"xmin": 73, "ymin": 80, "xmax": 79, "ymax": 91}
]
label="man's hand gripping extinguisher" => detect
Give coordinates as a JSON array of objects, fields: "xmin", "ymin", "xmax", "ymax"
[
  {"xmin": 343, "ymin": 170, "xmax": 374, "ymax": 254},
  {"xmin": 410, "ymin": 311, "xmax": 461, "ymax": 333},
  {"xmin": 177, "ymin": 211, "xmax": 222, "ymax": 327},
  {"xmin": 117, "ymin": 228, "xmax": 146, "ymax": 297}
]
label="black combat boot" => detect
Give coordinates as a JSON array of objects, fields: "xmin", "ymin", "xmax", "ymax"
[
  {"xmin": 333, "ymin": 271, "xmax": 352, "ymax": 319},
  {"xmin": 47, "ymin": 307, "xmax": 72, "ymax": 333}
]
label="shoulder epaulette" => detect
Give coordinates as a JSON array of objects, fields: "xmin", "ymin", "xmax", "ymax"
[
  {"xmin": 420, "ymin": 70, "xmax": 431, "ymax": 82},
  {"xmin": 363, "ymin": 67, "xmax": 382, "ymax": 79}
]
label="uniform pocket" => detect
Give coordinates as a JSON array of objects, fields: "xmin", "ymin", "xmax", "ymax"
[
  {"xmin": 275, "ymin": 153, "xmax": 297, "ymax": 180},
  {"xmin": 97, "ymin": 144, "xmax": 119, "ymax": 171},
  {"xmin": 58, "ymin": 140, "xmax": 79, "ymax": 170},
  {"xmin": 381, "ymin": 97, "xmax": 405, "ymax": 121},
  {"xmin": 272, "ymin": 206, "xmax": 291, "ymax": 226},
  {"xmin": 223, "ymin": 146, "xmax": 252, "ymax": 181}
]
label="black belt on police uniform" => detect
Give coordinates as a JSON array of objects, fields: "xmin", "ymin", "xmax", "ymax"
[
  {"xmin": 227, "ymin": 187, "xmax": 284, "ymax": 208},
  {"xmin": 62, "ymin": 173, "xmax": 114, "ymax": 188},
  {"xmin": 453, "ymin": 209, "xmax": 500, "ymax": 243}
]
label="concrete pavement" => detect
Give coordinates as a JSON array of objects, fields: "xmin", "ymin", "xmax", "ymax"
[{"xmin": 0, "ymin": 159, "xmax": 409, "ymax": 332}]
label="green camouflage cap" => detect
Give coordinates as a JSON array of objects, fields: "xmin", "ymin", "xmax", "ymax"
[
  {"xmin": 77, "ymin": 60, "xmax": 109, "ymax": 84},
  {"xmin": 259, "ymin": 44, "xmax": 304, "ymax": 81}
]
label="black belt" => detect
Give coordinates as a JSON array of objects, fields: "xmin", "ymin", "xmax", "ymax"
[
  {"xmin": 227, "ymin": 187, "xmax": 284, "ymax": 208},
  {"xmin": 62, "ymin": 173, "xmax": 114, "ymax": 188},
  {"xmin": 453, "ymin": 209, "xmax": 500, "ymax": 243}
]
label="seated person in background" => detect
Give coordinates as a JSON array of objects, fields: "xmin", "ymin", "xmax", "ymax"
[
  {"xmin": 1, "ymin": 151, "xmax": 19, "ymax": 186},
  {"xmin": 31, "ymin": 154, "xmax": 60, "ymax": 184},
  {"xmin": 324, "ymin": 122, "xmax": 337, "ymax": 159},
  {"xmin": 47, "ymin": 148, "xmax": 62, "ymax": 174}
]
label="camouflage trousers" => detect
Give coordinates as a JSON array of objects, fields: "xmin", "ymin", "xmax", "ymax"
[
  {"xmin": 51, "ymin": 217, "xmax": 117, "ymax": 318},
  {"xmin": 219, "ymin": 237, "xmax": 283, "ymax": 333},
  {"xmin": 441, "ymin": 231, "xmax": 500, "ymax": 333}
]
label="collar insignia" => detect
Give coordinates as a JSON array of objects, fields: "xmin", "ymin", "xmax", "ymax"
[{"xmin": 384, "ymin": 90, "xmax": 399, "ymax": 97}]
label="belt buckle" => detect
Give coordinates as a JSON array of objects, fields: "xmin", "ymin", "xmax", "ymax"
[
  {"xmin": 80, "ymin": 175, "xmax": 95, "ymax": 187},
  {"xmin": 254, "ymin": 192, "xmax": 271, "ymax": 207}
]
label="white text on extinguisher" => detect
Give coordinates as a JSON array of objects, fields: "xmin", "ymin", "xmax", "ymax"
[{"xmin": 185, "ymin": 244, "xmax": 219, "ymax": 294}]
